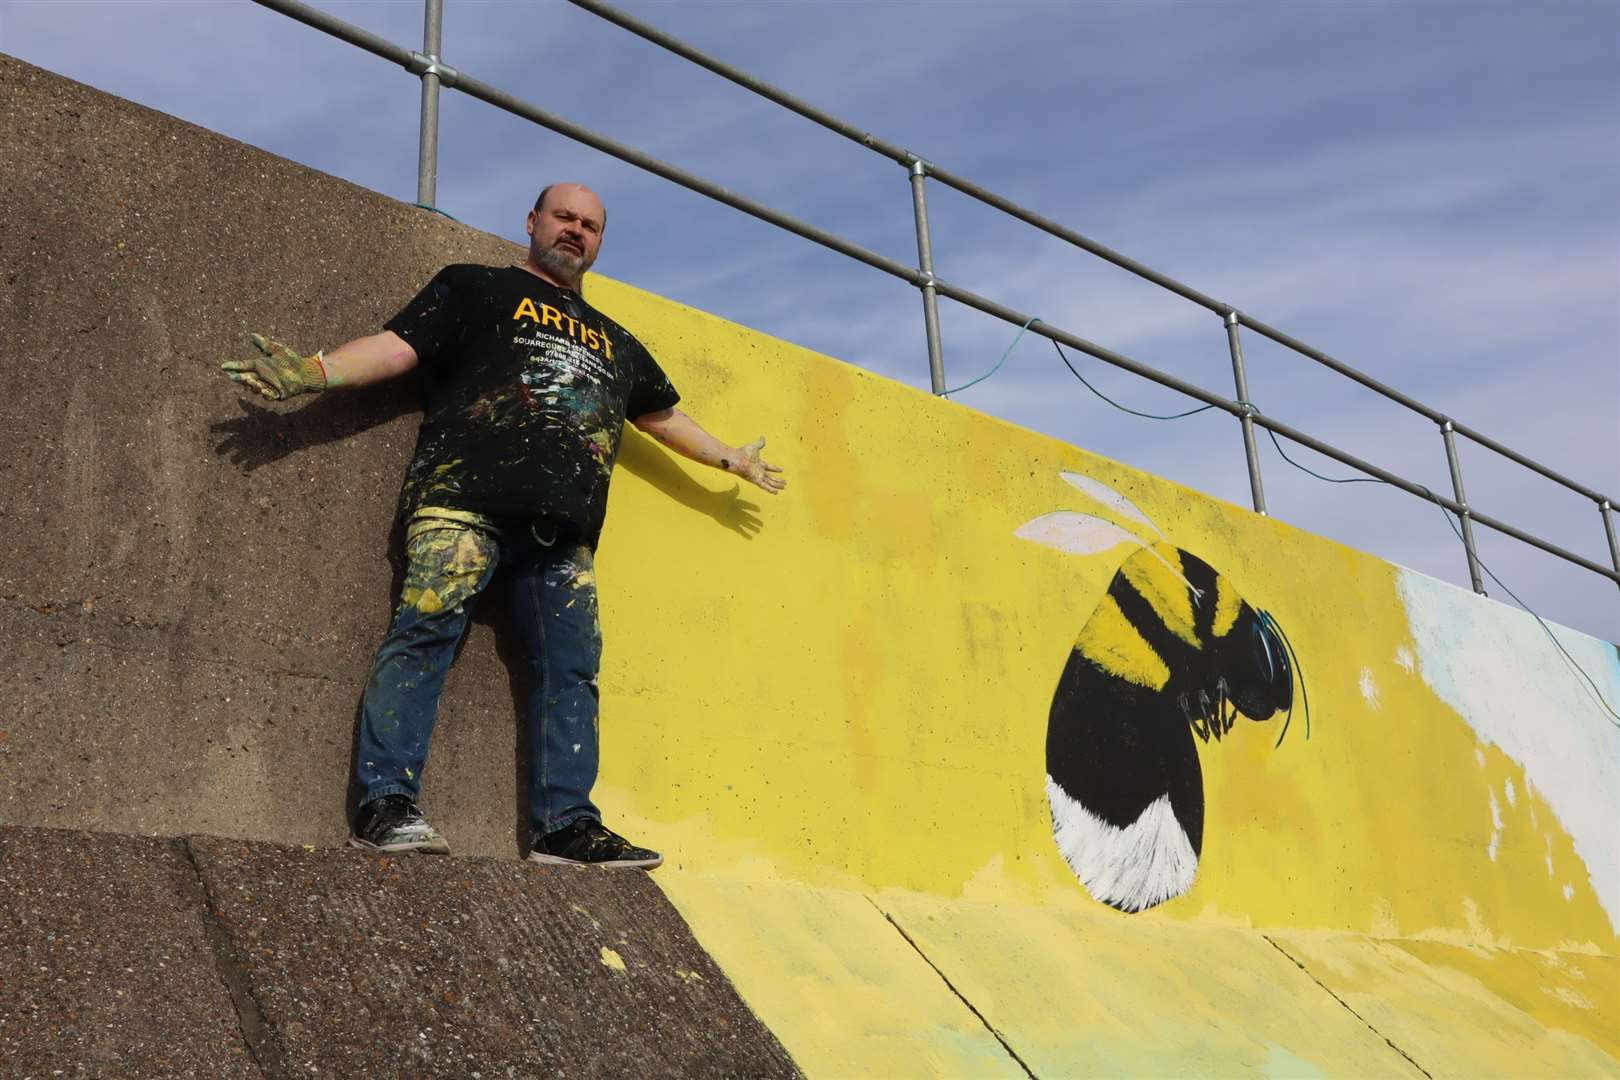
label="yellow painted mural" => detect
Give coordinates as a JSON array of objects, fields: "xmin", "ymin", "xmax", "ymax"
[{"xmin": 569, "ymin": 270, "xmax": 1618, "ymax": 1076}]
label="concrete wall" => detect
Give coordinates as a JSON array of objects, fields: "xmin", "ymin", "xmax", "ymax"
[
  {"xmin": 2, "ymin": 53, "xmax": 544, "ymax": 849},
  {"xmin": 4, "ymin": 55, "xmax": 1616, "ymax": 1077},
  {"xmin": 0, "ymin": 826, "xmax": 797, "ymax": 1078}
]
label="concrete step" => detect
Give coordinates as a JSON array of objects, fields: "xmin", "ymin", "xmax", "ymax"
[{"xmin": 0, "ymin": 825, "xmax": 798, "ymax": 1079}]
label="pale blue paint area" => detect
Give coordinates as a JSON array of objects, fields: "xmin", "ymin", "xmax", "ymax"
[
  {"xmin": 923, "ymin": 1024, "xmax": 1026, "ymax": 1079},
  {"xmin": 1397, "ymin": 567, "xmax": 1620, "ymax": 927},
  {"xmin": 1260, "ymin": 1039, "xmax": 1328, "ymax": 1080}
]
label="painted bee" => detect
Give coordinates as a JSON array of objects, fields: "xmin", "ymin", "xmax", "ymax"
[{"xmin": 1017, "ymin": 472, "xmax": 1307, "ymax": 913}]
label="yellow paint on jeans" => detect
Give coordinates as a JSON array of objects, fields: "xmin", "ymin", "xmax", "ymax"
[
  {"xmin": 408, "ymin": 505, "xmax": 501, "ymax": 538},
  {"xmin": 399, "ymin": 515, "xmax": 497, "ymax": 616}
]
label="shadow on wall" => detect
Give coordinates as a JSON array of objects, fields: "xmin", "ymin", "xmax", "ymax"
[
  {"xmin": 208, "ymin": 363, "xmax": 765, "ymax": 544},
  {"xmin": 209, "ymin": 377, "xmax": 418, "ymax": 473},
  {"xmin": 616, "ymin": 426, "xmax": 767, "ymax": 540}
]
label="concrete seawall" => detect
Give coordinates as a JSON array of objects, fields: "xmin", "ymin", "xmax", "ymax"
[
  {"xmin": 0, "ymin": 826, "xmax": 797, "ymax": 1078},
  {"xmin": 4, "ymin": 54, "xmax": 1616, "ymax": 1076},
  {"xmin": 2, "ymin": 52, "xmax": 552, "ymax": 850}
]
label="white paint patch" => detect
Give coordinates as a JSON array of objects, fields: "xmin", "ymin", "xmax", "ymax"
[
  {"xmin": 1047, "ymin": 776, "xmax": 1197, "ymax": 913},
  {"xmin": 1546, "ymin": 835, "xmax": 1556, "ymax": 878},
  {"xmin": 1487, "ymin": 788, "xmax": 1503, "ymax": 862},
  {"xmin": 1475, "ymin": 748, "xmax": 1487, "ymax": 768},
  {"xmin": 1059, "ymin": 471, "xmax": 1166, "ymax": 540},
  {"xmin": 1015, "ymin": 510, "xmax": 1194, "ymax": 594},
  {"xmin": 1015, "ymin": 512, "xmax": 1142, "ymax": 557},
  {"xmin": 572, "ymin": 743, "xmax": 581, "ymax": 753},
  {"xmin": 1395, "ymin": 645, "xmax": 1416, "ymax": 674},
  {"xmin": 1563, "ymin": 884, "xmax": 1575, "ymax": 902},
  {"xmin": 1546, "ymin": 985, "xmax": 1594, "ymax": 1011},
  {"xmin": 1505, "ymin": 778, "xmax": 1517, "ymax": 808},
  {"xmin": 1358, "ymin": 666, "xmax": 1380, "ymax": 709},
  {"xmin": 1398, "ymin": 569, "xmax": 1620, "ymax": 926}
]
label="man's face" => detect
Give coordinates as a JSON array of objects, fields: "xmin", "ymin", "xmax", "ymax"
[{"xmin": 525, "ymin": 184, "xmax": 605, "ymax": 289}]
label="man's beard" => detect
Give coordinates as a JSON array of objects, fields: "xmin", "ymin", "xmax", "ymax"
[{"xmin": 533, "ymin": 243, "xmax": 587, "ymax": 289}]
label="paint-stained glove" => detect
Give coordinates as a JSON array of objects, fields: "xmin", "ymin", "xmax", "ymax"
[{"xmin": 220, "ymin": 333, "xmax": 327, "ymax": 400}]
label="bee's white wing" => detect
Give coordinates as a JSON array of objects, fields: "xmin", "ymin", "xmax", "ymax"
[
  {"xmin": 1015, "ymin": 512, "xmax": 1146, "ymax": 556},
  {"xmin": 1017, "ymin": 511, "xmax": 1195, "ymax": 594},
  {"xmin": 1060, "ymin": 472, "xmax": 1165, "ymax": 541}
]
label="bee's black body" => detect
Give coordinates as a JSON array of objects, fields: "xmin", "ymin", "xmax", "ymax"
[
  {"xmin": 1049, "ymin": 644, "xmax": 1207, "ymax": 861},
  {"xmin": 1045, "ymin": 544, "xmax": 1296, "ymax": 913}
]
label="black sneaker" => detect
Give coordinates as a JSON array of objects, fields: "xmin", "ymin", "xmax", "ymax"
[
  {"xmin": 348, "ymin": 794, "xmax": 451, "ymax": 854},
  {"xmin": 527, "ymin": 818, "xmax": 662, "ymax": 869}
]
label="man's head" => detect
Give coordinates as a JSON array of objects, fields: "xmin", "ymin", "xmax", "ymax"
[{"xmin": 524, "ymin": 183, "xmax": 606, "ymax": 290}]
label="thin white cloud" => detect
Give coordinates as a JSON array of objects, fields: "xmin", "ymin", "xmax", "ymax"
[{"xmin": 5, "ymin": 0, "xmax": 1615, "ymax": 639}]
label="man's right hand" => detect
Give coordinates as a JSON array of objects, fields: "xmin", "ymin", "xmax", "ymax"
[{"xmin": 220, "ymin": 333, "xmax": 328, "ymax": 401}]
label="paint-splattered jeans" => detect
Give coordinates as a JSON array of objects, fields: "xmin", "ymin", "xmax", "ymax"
[{"xmin": 354, "ymin": 510, "xmax": 604, "ymax": 836}]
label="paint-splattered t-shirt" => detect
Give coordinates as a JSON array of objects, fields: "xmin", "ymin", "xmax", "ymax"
[{"xmin": 385, "ymin": 264, "xmax": 680, "ymax": 543}]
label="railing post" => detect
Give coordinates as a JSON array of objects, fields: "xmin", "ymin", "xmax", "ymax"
[
  {"xmin": 1602, "ymin": 500, "xmax": 1620, "ymax": 599},
  {"xmin": 1441, "ymin": 420, "xmax": 1486, "ymax": 594},
  {"xmin": 907, "ymin": 159, "xmax": 947, "ymax": 395},
  {"xmin": 415, "ymin": 0, "xmax": 445, "ymax": 206},
  {"xmin": 1223, "ymin": 311, "xmax": 1267, "ymax": 515}
]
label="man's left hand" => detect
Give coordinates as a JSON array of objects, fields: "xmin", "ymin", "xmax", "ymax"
[{"xmin": 730, "ymin": 437, "xmax": 786, "ymax": 493}]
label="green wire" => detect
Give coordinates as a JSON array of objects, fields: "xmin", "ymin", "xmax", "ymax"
[
  {"xmin": 413, "ymin": 201, "xmax": 461, "ymax": 222},
  {"xmin": 942, "ymin": 316, "xmax": 1041, "ymax": 397}
]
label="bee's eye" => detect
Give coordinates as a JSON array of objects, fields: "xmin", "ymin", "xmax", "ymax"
[
  {"xmin": 1250, "ymin": 620, "xmax": 1275, "ymax": 682},
  {"xmin": 1249, "ymin": 613, "xmax": 1293, "ymax": 712}
]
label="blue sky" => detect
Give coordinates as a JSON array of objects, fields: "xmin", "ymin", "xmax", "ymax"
[{"xmin": 5, "ymin": 0, "xmax": 1618, "ymax": 642}]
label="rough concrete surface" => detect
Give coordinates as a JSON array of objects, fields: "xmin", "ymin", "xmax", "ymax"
[
  {"xmin": 186, "ymin": 834, "xmax": 798, "ymax": 1079},
  {"xmin": 0, "ymin": 827, "xmax": 798, "ymax": 1079},
  {"xmin": 0, "ymin": 53, "xmax": 557, "ymax": 854},
  {"xmin": 0, "ymin": 827, "xmax": 258, "ymax": 1079}
]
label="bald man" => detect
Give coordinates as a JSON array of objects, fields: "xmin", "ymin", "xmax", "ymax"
[{"xmin": 223, "ymin": 184, "xmax": 785, "ymax": 867}]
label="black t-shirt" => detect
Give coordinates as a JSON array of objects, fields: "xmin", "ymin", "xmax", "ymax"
[{"xmin": 384, "ymin": 264, "xmax": 680, "ymax": 542}]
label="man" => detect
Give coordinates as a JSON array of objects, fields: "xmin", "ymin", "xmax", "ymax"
[{"xmin": 222, "ymin": 183, "xmax": 785, "ymax": 869}]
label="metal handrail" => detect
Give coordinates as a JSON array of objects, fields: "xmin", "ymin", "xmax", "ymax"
[
  {"xmin": 564, "ymin": 0, "xmax": 1615, "ymax": 512},
  {"xmin": 248, "ymin": 0, "xmax": 1620, "ymax": 603}
]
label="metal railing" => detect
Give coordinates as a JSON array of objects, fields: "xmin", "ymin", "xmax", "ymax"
[{"xmin": 251, "ymin": 0, "xmax": 1620, "ymax": 605}]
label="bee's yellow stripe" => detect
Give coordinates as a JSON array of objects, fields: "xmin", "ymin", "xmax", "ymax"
[
  {"xmin": 1075, "ymin": 593, "xmax": 1171, "ymax": 690},
  {"xmin": 1212, "ymin": 574, "xmax": 1241, "ymax": 638},
  {"xmin": 1120, "ymin": 545, "xmax": 1200, "ymax": 649}
]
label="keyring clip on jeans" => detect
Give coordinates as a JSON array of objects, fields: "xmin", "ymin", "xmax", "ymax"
[{"xmin": 530, "ymin": 518, "xmax": 560, "ymax": 548}]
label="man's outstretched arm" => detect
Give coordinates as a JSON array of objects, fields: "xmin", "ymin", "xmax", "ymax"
[
  {"xmin": 631, "ymin": 407, "xmax": 787, "ymax": 494},
  {"xmin": 221, "ymin": 330, "xmax": 419, "ymax": 400}
]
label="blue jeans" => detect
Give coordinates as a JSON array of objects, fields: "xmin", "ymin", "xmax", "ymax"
[{"xmin": 354, "ymin": 513, "xmax": 603, "ymax": 836}]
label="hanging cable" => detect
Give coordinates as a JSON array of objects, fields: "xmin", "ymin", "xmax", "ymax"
[
  {"xmin": 942, "ymin": 316, "xmax": 1041, "ymax": 397},
  {"xmin": 412, "ymin": 201, "xmax": 461, "ymax": 222},
  {"xmin": 1411, "ymin": 484, "xmax": 1620, "ymax": 725},
  {"xmin": 1052, "ymin": 341, "xmax": 1217, "ymax": 421},
  {"xmin": 1032, "ymin": 342, "xmax": 1620, "ymax": 726}
]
